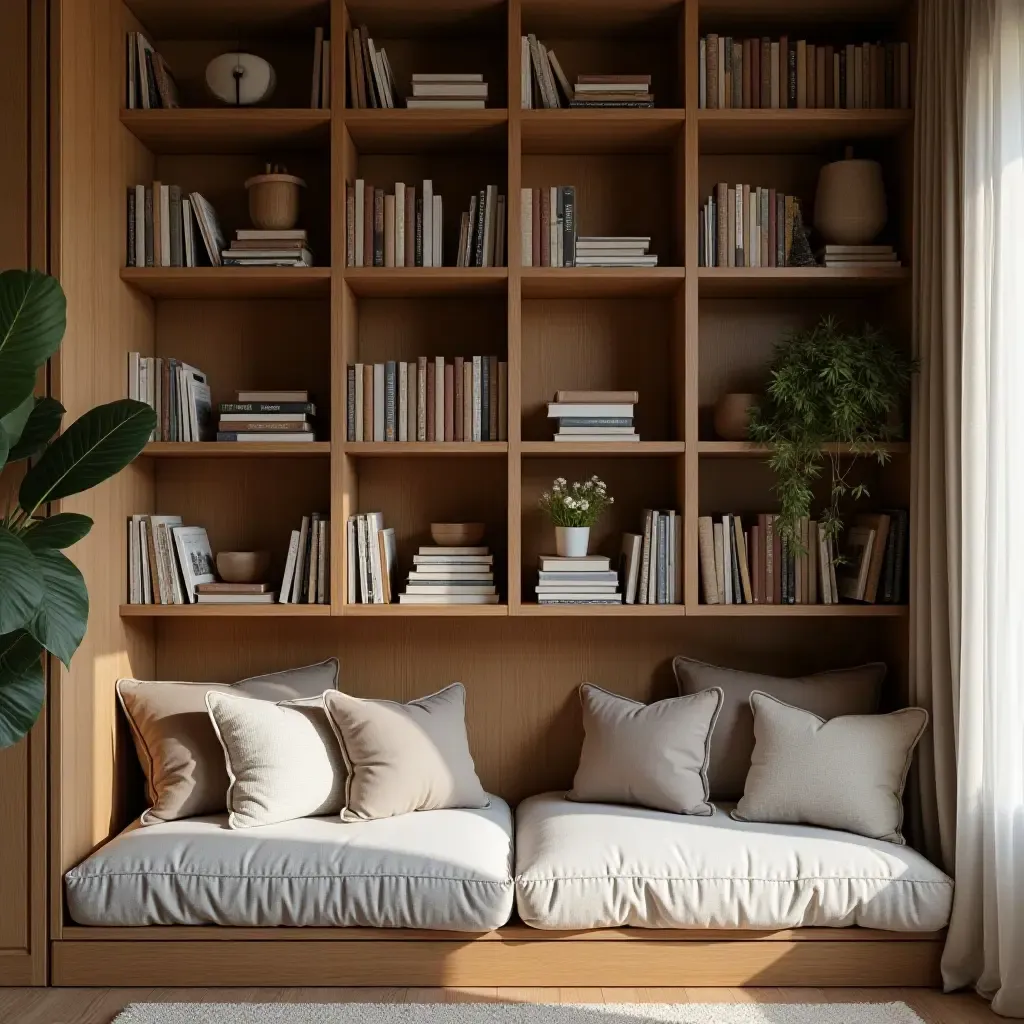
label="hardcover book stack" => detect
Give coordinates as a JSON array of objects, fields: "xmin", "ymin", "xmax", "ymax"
[
  {"xmin": 345, "ymin": 179, "xmax": 444, "ymax": 267},
  {"xmin": 126, "ymin": 186, "xmax": 224, "ymax": 268},
  {"xmin": 128, "ymin": 352, "xmax": 211, "ymax": 442},
  {"xmin": 575, "ymin": 237, "xmax": 656, "ymax": 268},
  {"xmin": 620, "ymin": 509, "xmax": 682, "ymax": 604},
  {"xmin": 697, "ymin": 511, "xmax": 908, "ymax": 605},
  {"xmin": 346, "ymin": 26, "xmax": 396, "ymax": 108},
  {"xmin": 547, "ymin": 390, "xmax": 638, "ymax": 443},
  {"xmin": 570, "ymin": 75, "xmax": 654, "ymax": 108},
  {"xmin": 698, "ymin": 36, "xmax": 911, "ymax": 110},
  {"xmin": 125, "ymin": 31, "xmax": 178, "ymax": 109},
  {"xmin": 455, "ymin": 186, "xmax": 507, "ymax": 267},
  {"xmin": 279, "ymin": 514, "xmax": 331, "ymax": 605},
  {"xmin": 699, "ymin": 184, "xmax": 805, "ymax": 268},
  {"xmin": 346, "ymin": 357, "xmax": 508, "ymax": 443},
  {"xmin": 406, "ymin": 73, "xmax": 488, "ymax": 109},
  {"xmin": 399, "ymin": 545, "xmax": 498, "ymax": 606},
  {"xmin": 818, "ymin": 244, "xmax": 901, "ymax": 269},
  {"xmin": 535, "ymin": 555, "xmax": 621, "ymax": 605},
  {"xmin": 345, "ymin": 513, "xmax": 397, "ymax": 604},
  {"xmin": 217, "ymin": 391, "xmax": 317, "ymax": 443},
  {"xmin": 521, "ymin": 35, "xmax": 572, "ymax": 108},
  {"xmin": 222, "ymin": 223, "xmax": 314, "ymax": 269}
]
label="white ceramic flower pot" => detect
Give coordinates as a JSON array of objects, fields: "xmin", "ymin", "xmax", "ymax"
[{"xmin": 555, "ymin": 526, "xmax": 590, "ymax": 557}]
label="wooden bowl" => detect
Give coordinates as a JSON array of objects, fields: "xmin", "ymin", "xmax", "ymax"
[
  {"xmin": 430, "ymin": 523, "xmax": 485, "ymax": 546},
  {"xmin": 216, "ymin": 550, "xmax": 271, "ymax": 583}
]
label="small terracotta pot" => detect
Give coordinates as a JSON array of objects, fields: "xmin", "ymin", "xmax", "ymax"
[
  {"xmin": 245, "ymin": 173, "xmax": 306, "ymax": 231},
  {"xmin": 430, "ymin": 522, "xmax": 485, "ymax": 546},
  {"xmin": 713, "ymin": 393, "xmax": 759, "ymax": 441},
  {"xmin": 216, "ymin": 551, "xmax": 271, "ymax": 583}
]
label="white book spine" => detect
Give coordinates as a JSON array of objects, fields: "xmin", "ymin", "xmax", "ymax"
[
  {"xmin": 521, "ymin": 36, "xmax": 531, "ymax": 108},
  {"xmin": 422, "ymin": 179, "xmax": 434, "ymax": 268},
  {"xmin": 433, "ymin": 195, "xmax": 443, "ymax": 266},
  {"xmin": 434, "ymin": 355, "xmax": 444, "ymax": 441},
  {"xmin": 159, "ymin": 184, "xmax": 170, "ymax": 267},
  {"xmin": 398, "ymin": 361, "xmax": 408, "ymax": 442},
  {"xmin": 354, "ymin": 179, "xmax": 365, "ymax": 267},
  {"xmin": 647, "ymin": 511, "xmax": 659, "ymax": 604},
  {"xmin": 279, "ymin": 529, "xmax": 301, "ymax": 603},
  {"xmin": 139, "ymin": 520, "xmax": 152, "ymax": 603},
  {"xmin": 394, "ymin": 182, "xmax": 405, "ymax": 267},
  {"xmin": 373, "ymin": 363, "xmax": 385, "ymax": 442},
  {"xmin": 354, "ymin": 362, "xmax": 364, "ymax": 442}
]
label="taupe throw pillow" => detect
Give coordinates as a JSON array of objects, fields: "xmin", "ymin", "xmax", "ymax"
[
  {"xmin": 733, "ymin": 692, "xmax": 928, "ymax": 843},
  {"xmin": 117, "ymin": 658, "xmax": 340, "ymax": 824},
  {"xmin": 672, "ymin": 657, "xmax": 885, "ymax": 801},
  {"xmin": 206, "ymin": 692, "xmax": 347, "ymax": 829},
  {"xmin": 567, "ymin": 684, "xmax": 723, "ymax": 815},
  {"xmin": 324, "ymin": 683, "xmax": 488, "ymax": 821}
]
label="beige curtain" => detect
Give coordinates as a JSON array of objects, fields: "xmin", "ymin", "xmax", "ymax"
[{"xmin": 909, "ymin": 0, "xmax": 964, "ymax": 874}]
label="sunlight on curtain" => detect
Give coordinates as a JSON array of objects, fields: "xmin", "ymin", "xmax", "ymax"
[{"xmin": 943, "ymin": 0, "xmax": 1024, "ymax": 1016}]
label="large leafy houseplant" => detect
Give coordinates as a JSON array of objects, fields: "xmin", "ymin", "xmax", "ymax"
[
  {"xmin": 0, "ymin": 270, "xmax": 155, "ymax": 748},
  {"xmin": 748, "ymin": 316, "xmax": 914, "ymax": 548}
]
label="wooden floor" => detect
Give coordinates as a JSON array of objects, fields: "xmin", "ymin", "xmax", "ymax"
[{"xmin": 0, "ymin": 987, "xmax": 1000, "ymax": 1023}]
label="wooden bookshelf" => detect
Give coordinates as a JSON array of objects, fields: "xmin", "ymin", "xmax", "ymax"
[{"xmin": 120, "ymin": 109, "xmax": 332, "ymax": 154}]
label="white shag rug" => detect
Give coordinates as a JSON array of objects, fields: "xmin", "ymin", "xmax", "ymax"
[{"xmin": 111, "ymin": 1002, "xmax": 925, "ymax": 1024}]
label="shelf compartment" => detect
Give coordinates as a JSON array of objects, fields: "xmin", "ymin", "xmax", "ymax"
[
  {"xmin": 521, "ymin": 110, "xmax": 684, "ymax": 155},
  {"xmin": 518, "ymin": 603, "xmax": 685, "ymax": 616},
  {"xmin": 689, "ymin": 603, "xmax": 908, "ymax": 617},
  {"xmin": 124, "ymin": 0, "xmax": 328, "ymax": 38},
  {"xmin": 522, "ymin": 442, "xmax": 685, "ymax": 456},
  {"xmin": 344, "ymin": 110, "xmax": 508, "ymax": 154},
  {"xmin": 344, "ymin": 603, "xmax": 509, "ymax": 617},
  {"xmin": 699, "ymin": 110, "xmax": 913, "ymax": 154},
  {"xmin": 120, "ymin": 603, "xmax": 331, "ymax": 617},
  {"xmin": 121, "ymin": 268, "xmax": 332, "ymax": 300},
  {"xmin": 699, "ymin": 441, "xmax": 911, "ymax": 458},
  {"xmin": 142, "ymin": 442, "xmax": 331, "ymax": 457},
  {"xmin": 344, "ymin": 268, "xmax": 507, "ymax": 298},
  {"xmin": 521, "ymin": 267, "xmax": 685, "ymax": 298},
  {"xmin": 120, "ymin": 109, "xmax": 331, "ymax": 155},
  {"xmin": 697, "ymin": 267, "xmax": 910, "ymax": 297},
  {"xmin": 345, "ymin": 443, "xmax": 507, "ymax": 456},
  {"xmin": 698, "ymin": 0, "xmax": 910, "ymax": 28}
]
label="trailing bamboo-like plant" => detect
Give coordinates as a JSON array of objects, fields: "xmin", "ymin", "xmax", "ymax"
[
  {"xmin": 747, "ymin": 316, "xmax": 914, "ymax": 548},
  {"xmin": 0, "ymin": 270, "xmax": 156, "ymax": 749}
]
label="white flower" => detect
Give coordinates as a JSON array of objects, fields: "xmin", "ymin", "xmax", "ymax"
[
  {"xmin": 579, "ymin": 499, "xmax": 589, "ymax": 510},
  {"xmin": 541, "ymin": 491, "xmax": 550, "ymax": 501}
]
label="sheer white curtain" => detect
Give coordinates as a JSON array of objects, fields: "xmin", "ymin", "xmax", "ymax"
[{"xmin": 943, "ymin": 0, "xmax": 1024, "ymax": 1016}]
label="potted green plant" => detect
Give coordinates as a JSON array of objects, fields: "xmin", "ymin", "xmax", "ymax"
[
  {"xmin": 540, "ymin": 476, "xmax": 614, "ymax": 557},
  {"xmin": 0, "ymin": 270, "xmax": 156, "ymax": 749},
  {"xmin": 748, "ymin": 315, "xmax": 914, "ymax": 548}
]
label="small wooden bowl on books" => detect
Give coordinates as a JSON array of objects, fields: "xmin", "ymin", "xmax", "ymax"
[
  {"xmin": 216, "ymin": 550, "xmax": 271, "ymax": 583},
  {"xmin": 430, "ymin": 523, "xmax": 485, "ymax": 546}
]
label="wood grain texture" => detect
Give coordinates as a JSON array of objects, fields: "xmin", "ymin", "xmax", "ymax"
[{"xmin": 121, "ymin": 268, "xmax": 332, "ymax": 299}]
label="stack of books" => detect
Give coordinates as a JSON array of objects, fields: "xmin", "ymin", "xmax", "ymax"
[
  {"xmin": 576, "ymin": 236, "xmax": 656, "ymax": 268},
  {"xmin": 699, "ymin": 184, "xmax": 804, "ymax": 268},
  {"xmin": 217, "ymin": 391, "xmax": 317, "ymax": 444},
  {"xmin": 535, "ymin": 555, "xmax": 621, "ymax": 605},
  {"xmin": 126, "ymin": 186, "xmax": 223, "ymax": 268},
  {"xmin": 345, "ymin": 179, "xmax": 443, "ymax": 267},
  {"xmin": 128, "ymin": 353, "xmax": 211, "ymax": 442},
  {"xmin": 222, "ymin": 227, "xmax": 314, "ymax": 268},
  {"xmin": 346, "ymin": 357, "xmax": 507, "ymax": 443},
  {"xmin": 346, "ymin": 513, "xmax": 396, "ymax": 604},
  {"xmin": 279, "ymin": 514, "xmax": 331, "ymax": 605},
  {"xmin": 195, "ymin": 583, "xmax": 277, "ymax": 605},
  {"xmin": 407, "ymin": 73, "xmax": 488, "ymax": 109},
  {"xmin": 817, "ymin": 244, "xmax": 901, "ymax": 269},
  {"xmin": 126, "ymin": 31, "xmax": 178, "ymax": 109},
  {"xmin": 570, "ymin": 75, "xmax": 654, "ymax": 108},
  {"xmin": 547, "ymin": 390, "xmax": 638, "ymax": 443},
  {"xmin": 399, "ymin": 545, "xmax": 498, "ymax": 606},
  {"xmin": 521, "ymin": 35, "xmax": 572, "ymax": 108},
  {"xmin": 455, "ymin": 186, "xmax": 506, "ymax": 267},
  {"xmin": 346, "ymin": 26, "xmax": 396, "ymax": 108},
  {"xmin": 621, "ymin": 510, "xmax": 682, "ymax": 604},
  {"xmin": 698, "ymin": 36, "xmax": 911, "ymax": 110},
  {"xmin": 696, "ymin": 511, "xmax": 908, "ymax": 605}
]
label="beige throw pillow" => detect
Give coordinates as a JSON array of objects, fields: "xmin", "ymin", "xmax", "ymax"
[
  {"xmin": 206, "ymin": 692, "xmax": 347, "ymax": 829},
  {"xmin": 567, "ymin": 684, "xmax": 723, "ymax": 815},
  {"xmin": 733, "ymin": 692, "xmax": 928, "ymax": 843},
  {"xmin": 117, "ymin": 658, "xmax": 340, "ymax": 824},
  {"xmin": 324, "ymin": 683, "xmax": 488, "ymax": 821},
  {"xmin": 672, "ymin": 657, "xmax": 885, "ymax": 801}
]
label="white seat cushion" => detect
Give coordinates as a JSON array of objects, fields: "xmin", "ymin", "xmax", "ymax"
[
  {"xmin": 514, "ymin": 792, "xmax": 952, "ymax": 932},
  {"xmin": 66, "ymin": 797, "xmax": 513, "ymax": 930}
]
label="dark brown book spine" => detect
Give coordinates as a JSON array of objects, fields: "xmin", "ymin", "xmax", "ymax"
[
  {"xmin": 540, "ymin": 188, "xmax": 551, "ymax": 267},
  {"xmin": 772, "ymin": 515, "xmax": 782, "ymax": 605},
  {"xmin": 362, "ymin": 363, "xmax": 373, "ymax": 441},
  {"xmin": 373, "ymin": 188, "xmax": 384, "ymax": 266},
  {"xmin": 488, "ymin": 355, "xmax": 498, "ymax": 441},
  {"xmin": 345, "ymin": 184, "xmax": 355, "ymax": 266},
  {"xmin": 816, "ymin": 45, "xmax": 826, "ymax": 108},
  {"xmin": 761, "ymin": 37, "xmax": 771, "ymax": 107},
  {"xmin": 404, "ymin": 186, "xmax": 416, "ymax": 267},
  {"xmin": 825, "ymin": 46, "xmax": 835, "ymax": 107},
  {"xmin": 742, "ymin": 39, "xmax": 752, "ymax": 108},
  {"xmin": 363, "ymin": 182, "xmax": 373, "ymax": 268},
  {"xmin": 706, "ymin": 34, "xmax": 719, "ymax": 109},
  {"xmin": 444, "ymin": 364, "xmax": 454, "ymax": 442},
  {"xmin": 453, "ymin": 356, "xmax": 464, "ymax": 441},
  {"xmin": 778, "ymin": 36, "xmax": 788, "ymax": 108},
  {"xmin": 426, "ymin": 359, "xmax": 435, "ymax": 441},
  {"xmin": 768, "ymin": 188, "xmax": 777, "ymax": 267},
  {"xmin": 748, "ymin": 38, "xmax": 757, "ymax": 110}
]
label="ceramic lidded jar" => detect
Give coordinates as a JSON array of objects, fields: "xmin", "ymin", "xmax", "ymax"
[
  {"xmin": 245, "ymin": 168, "xmax": 306, "ymax": 231},
  {"xmin": 813, "ymin": 146, "xmax": 887, "ymax": 245}
]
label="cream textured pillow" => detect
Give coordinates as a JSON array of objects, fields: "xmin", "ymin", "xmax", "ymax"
[
  {"xmin": 672, "ymin": 657, "xmax": 885, "ymax": 801},
  {"xmin": 567, "ymin": 684, "xmax": 723, "ymax": 815},
  {"xmin": 324, "ymin": 683, "xmax": 488, "ymax": 821},
  {"xmin": 206, "ymin": 691, "xmax": 346, "ymax": 829},
  {"xmin": 117, "ymin": 658, "xmax": 340, "ymax": 824},
  {"xmin": 733, "ymin": 692, "xmax": 928, "ymax": 844}
]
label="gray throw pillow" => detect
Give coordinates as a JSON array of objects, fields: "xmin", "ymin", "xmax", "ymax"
[
  {"xmin": 672, "ymin": 657, "xmax": 885, "ymax": 801},
  {"xmin": 567, "ymin": 684, "xmax": 723, "ymax": 815},
  {"xmin": 733, "ymin": 691, "xmax": 928, "ymax": 843},
  {"xmin": 117, "ymin": 658, "xmax": 340, "ymax": 824}
]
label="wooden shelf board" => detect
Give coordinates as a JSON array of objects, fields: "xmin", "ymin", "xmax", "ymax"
[
  {"xmin": 344, "ymin": 268, "xmax": 507, "ymax": 298},
  {"xmin": 520, "ymin": 109, "xmax": 684, "ymax": 154},
  {"xmin": 344, "ymin": 442, "xmax": 508, "ymax": 456},
  {"xmin": 522, "ymin": 441, "xmax": 685, "ymax": 456},
  {"xmin": 346, "ymin": 0, "xmax": 506, "ymax": 34},
  {"xmin": 698, "ymin": 441, "xmax": 911, "ymax": 457},
  {"xmin": 344, "ymin": 109, "xmax": 508, "ymax": 153},
  {"xmin": 689, "ymin": 604, "xmax": 908, "ymax": 617},
  {"xmin": 345, "ymin": 603, "xmax": 509, "ymax": 617},
  {"xmin": 698, "ymin": 267, "xmax": 910, "ymax": 297},
  {"xmin": 123, "ymin": 0, "xmax": 328, "ymax": 38},
  {"xmin": 519, "ymin": 603, "xmax": 685, "ymax": 617},
  {"xmin": 120, "ymin": 109, "xmax": 330, "ymax": 154},
  {"xmin": 142, "ymin": 442, "xmax": 331, "ymax": 457},
  {"xmin": 121, "ymin": 267, "xmax": 331, "ymax": 299},
  {"xmin": 698, "ymin": 110, "xmax": 913, "ymax": 153},
  {"xmin": 521, "ymin": 267, "xmax": 685, "ymax": 299},
  {"xmin": 120, "ymin": 604, "xmax": 331, "ymax": 617}
]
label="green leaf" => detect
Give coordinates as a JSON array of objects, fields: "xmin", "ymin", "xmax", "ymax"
[
  {"xmin": 27, "ymin": 549, "xmax": 88, "ymax": 667},
  {"xmin": 0, "ymin": 394, "xmax": 36, "ymax": 448},
  {"xmin": 0, "ymin": 655, "xmax": 45, "ymax": 750},
  {"xmin": 0, "ymin": 629, "xmax": 44, "ymax": 676},
  {"xmin": 8, "ymin": 397, "xmax": 64, "ymax": 462},
  {"xmin": 0, "ymin": 426, "xmax": 8, "ymax": 474},
  {"xmin": 0, "ymin": 526, "xmax": 44, "ymax": 633},
  {"xmin": 21, "ymin": 513, "xmax": 93, "ymax": 551},
  {"xmin": 18, "ymin": 400, "xmax": 156, "ymax": 516},
  {"xmin": 0, "ymin": 270, "xmax": 66, "ymax": 418}
]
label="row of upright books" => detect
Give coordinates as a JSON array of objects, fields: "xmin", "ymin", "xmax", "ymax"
[
  {"xmin": 699, "ymin": 185, "xmax": 807, "ymax": 268},
  {"xmin": 546, "ymin": 390, "xmax": 638, "ymax": 443},
  {"xmin": 127, "ymin": 353, "xmax": 211, "ymax": 442},
  {"xmin": 521, "ymin": 38, "xmax": 654, "ymax": 109},
  {"xmin": 279, "ymin": 514, "xmax": 331, "ymax": 605},
  {"xmin": 621, "ymin": 510, "xmax": 682, "ymax": 604},
  {"xmin": 217, "ymin": 392, "xmax": 318, "ymax": 443},
  {"xmin": 346, "ymin": 358, "xmax": 507, "ymax": 444},
  {"xmin": 699, "ymin": 36, "xmax": 911, "ymax": 110},
  {"xmin": 125, "ymin": 186, "xmax": 223, "ymax": 268},
  {"xmin": 697, "ymin": 511, "xmax": 908, "ymax": 605},
  {"xmin": 345, "ymin": 26, "xmax": 396, "ymax": 108},
  {"xmin": 125, "ymin": 31, "xmax": 178, "ymax": 109}
]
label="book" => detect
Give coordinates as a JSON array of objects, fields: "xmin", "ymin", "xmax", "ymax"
[
  {"xmin": 837, "ymin": 526, "xmax": 876, "ymax": 601},
  {"xmin": 698, "ymin": 516, "xmax": 719, "ymax": 604},
  {"xmin": 399, "ymin": 594, "xmax": 499, "ymax": 605},
  {"xmin": 196, "ymin": 592, "xmax": 278, "ymax": 604},
  {"xmin": 170, "ymin": 526, "xmax": 215, "ymax": 603},
  {"xmin": 195, "ymin": 582, "xmax": 271, "ymax": 594}
]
